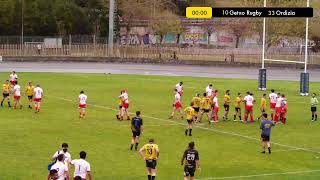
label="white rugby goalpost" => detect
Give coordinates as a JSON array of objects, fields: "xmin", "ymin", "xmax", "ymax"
[{"xmin": 259, "ymin": 0, "xmax": 310, "ymax": 96}]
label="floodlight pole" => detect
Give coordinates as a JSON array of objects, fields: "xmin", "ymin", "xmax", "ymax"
[
  {"xmin": 108, "ymin": 0, "xmax": 115, "ymax": 55},
  {"xmin": 258, "ymin": 0, "xmax": 267, "ymax": 91}
]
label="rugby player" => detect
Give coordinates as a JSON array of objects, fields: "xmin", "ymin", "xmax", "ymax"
[
  {"xmin": 184, "ymin": 103, "xmax": 195, "ymax": 136},
  {"xmin": 9, "ymin": 71, "xmax": 18, "ymax": 86},
  {"xmin": 223, "ymin": 90, "xmax": 231, "ymax": 121},
  {"xmin": 205, "ymin": 84, "xmax": 213, "ymax": 98},
  {"xmin": 257, "ymin": 94, "xmax": 267, "ymax": 121},
  {"xmin": 50, "ymin": 154, "xmax": 70, "ymax": 180},
  {"xmin": 269, "ymin": 89, "xmax": 277, "ymax": 120},
  {"xmin": 175, "ymin": 81, "xmax": 183, "ymax": 97},
  {"xmin": 119, "ymin": 89, "xmax": 131, "ymax": 120},
  {"xmin": 139, "ymin": 139, "xmax": 160, "ymax": 180},
  {"xmin": 130, "ymin": 111, "xmax": 144, "ymax": 150},
  {"xmin": 311, "ymin": 93, "xmax": 318, "ymax": 121},
  {"xmin": 280, "ymin": 94, "xmax": 287, "ymax": 124},
  {"xmin": 13, "ymin": 81, "xmax": 22, "ymax": 109},
  {"xmin": 260, "ymin": 113, "xmax": 275, "ymax": 154},
  {"xmin": 243, "ymin": 92, "xmax": 255, "ymax": 123},
  {"xmin": 191, "ymin": 93, "xmax": 201, "ymax": 121},
  {"xmin": 1, "ymin": 80, "xmax": 11, "ymax": 107},
  {"xmin": 233, "ymin": 93, "xmax": 242, "ymax": 121},
  {"xmin": 212, "ymin": 90, "xmax": 219, "ymax": 123},
  {"xmin": 33, "ymin": 84, "xmax": 43, "ymax": 113},
  {"xmin": 198, "ymin": 93, "xmax": 211, "ymax": 123},
  {"xmin": 78, "ymin": 91, "xmax": 87, "ymax": 119},
  {"xmin": 71, "ymin": 151, "xmax": 92, "ymax": 180},
  {"xmin": 25, "ymin": 81, "xmax": 34, "ymax": 109},
  {"xmin": 180, "ymin": 142, "xmax": 201, "ymax": 180},
  {"xmin": 52, "ymin": 143, "xmax": 72, "ymax": 168},
  {"xmin": 116, "ymin": 90, "xmax": 123, "ymax": 120},
  {"xmin": 274, "ymin": 93, "xmax": 283, "ymax": 123},
  {"xmin": 169, "ymin": 89, "xmax": 183, "ymax": 120}
]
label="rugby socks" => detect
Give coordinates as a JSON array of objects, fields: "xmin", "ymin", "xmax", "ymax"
[
  {"xmin": 189, "ymin": 129, "xmax": 192, "ymax": 136},
  {"xmin": 151, "ymin": 176, "xmax": 155, "ymax": 180},
  {"xmin": 8, "ymin": 101, "xmax": 11, "ymax": 107},
  {"xmin": 312, "ymin": 114, "xmax": 314, "ymax": 120},
  {"xmin": 233, "ymin": 115, "xmax": 236, "ymax": 120},
  {"xmin": 135, "ymin": 143, "xmax": 139, "ymax": 150},
  {"xmin": 239, "ymin": 116, "xmax": 241, "ymax": 120},
  {"xmin": 0, "ymin": 100, "xmax": 3, "ymax": 106},
  {"xmin": 249, "ymin": 114, "xmax": 253, "ymax": 122},
  {"xmin": 148, "ymin": 175, "xmax": 151, "ymax": 180},
  {"xmin": 130, "ymin": 144, "xmax": 134, "ymax": 150},
  {"xmin": 185, "ymin": 129, "xmax": 188, "ymax": 136},
  {"xmin": 271, "ymin": 113, "xmax": 274, "ymax": 120},
  {"xmin": 268, "ymin": 147, "xmax": 271, "ymax": 154},
  {"xmin": 244, "ymin": 115, "xmax": 248, "ymax": 122}
]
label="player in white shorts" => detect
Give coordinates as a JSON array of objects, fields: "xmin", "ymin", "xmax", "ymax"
[
  {"xmin": 71, "ymin": 151, "xmax": 92, "ymax": 180},
  {"xmin": 78, "ymin": 91, "xmax": 87, "ymax": 119},
  {"xmin": 13, "ymin": 82, "xmax": 22, "ymax": 109},
  {"xmin": 33, "ymin": 84, "xmax": 43, "ymax": 113}
]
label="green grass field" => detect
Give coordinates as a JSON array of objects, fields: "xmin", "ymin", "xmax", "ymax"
[{"xmin": 0, "ymin": 72, "xmax": 320, "ymax": 180}]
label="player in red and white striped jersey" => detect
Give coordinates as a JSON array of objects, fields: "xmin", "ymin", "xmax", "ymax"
[{"xmin": 78, "ymin": 91, "xmax": 87, "ymax": 119}]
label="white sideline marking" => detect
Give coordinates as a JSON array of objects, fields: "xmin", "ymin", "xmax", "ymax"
[
  {"xmin": 51, "ymin": 96, "xmax": 320, "ymax": 154},
  {"xmin": 196, "ymin": 169, "xmax": 320, "ymax": 180}
]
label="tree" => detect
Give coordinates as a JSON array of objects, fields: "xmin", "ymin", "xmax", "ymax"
[
  {"xmin": 0, "ymin": 0, "xmax": 16, "ymax": 35},
  {"xmin": 150, "ymin": 10, "xmax": 183, "ymax": 44}
]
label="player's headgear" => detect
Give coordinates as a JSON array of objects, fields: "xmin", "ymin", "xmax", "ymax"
[{"xmin": 121, "ymin": 89, "xmax": 126, "ymax": 93}]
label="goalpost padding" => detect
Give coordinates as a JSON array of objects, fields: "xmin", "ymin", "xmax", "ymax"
[
  {"xmin": 258, "ymin": 68, "xmax": 267, "ymax": 91},
  {"xmin": 300, "ymin": 72, "xmax": 309, "ymax": 96}
]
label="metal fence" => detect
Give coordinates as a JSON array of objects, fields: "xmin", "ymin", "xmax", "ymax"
[{"xmin": 0, "ymin": 34, "xmax": 319, "ymax": 64}]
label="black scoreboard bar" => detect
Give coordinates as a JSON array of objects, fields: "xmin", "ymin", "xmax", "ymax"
[{"xmin": 212, "ymin": 8, "xmax": 313, "ymax": 17}]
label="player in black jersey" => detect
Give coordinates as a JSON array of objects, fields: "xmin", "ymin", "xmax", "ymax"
[
  {"xmin": 130, "ymin": 111, "xmax": 144, "ymax": 150},
  {"xmin": 181, "ymin": 142, "xmax": 200, "ymax": 180}
]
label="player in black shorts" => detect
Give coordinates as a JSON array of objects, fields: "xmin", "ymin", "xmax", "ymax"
[
  {"xmin": 130, "ymin": 111, "xmax": 144, "ymax": 151},
  {"xmin": 181, "ymin": 142, "xmax": 200, "ymax": 180}
]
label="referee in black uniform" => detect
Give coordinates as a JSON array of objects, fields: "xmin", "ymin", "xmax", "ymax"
[
  {"xmin": 181, "ymin": 142, "xmax": 201, "ymax": 180},
  {"xmin": 130, "ymin": 111, "xmax": 144, "ymax": 150}
]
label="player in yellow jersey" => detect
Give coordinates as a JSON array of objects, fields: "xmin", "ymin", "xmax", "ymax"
[
  {"xmin": 25, "ymin": 81, "xmax": 34, "ymax": 109},
  {"xmin": 233, "ymin": 93, "xmax": 242, "ymax": 121},
  {"xmin": 223, "ymin": 90, "xmax": 231, "ymax": 121},
  {"xmin": 116, "ymin": 90, "xmax": 123, "ymax": 120},
  {"xmin": 191, "ymin": 93, "xmax": 201, "ymax": 122},
  {"xmin": 1, "ymin": 80, "xmax": 11, "ymax": 107},
  {"xmin": 184, "ymin": 103, "xmax": 195, "ymax": 136},
  {"xmin": 139, "ymin": 139, "xmax": 160, "ymax": 180},
  {"xmin": 199, "ymin": 92, "xmax": 211, "ymax": 123},
  {"xmin": 257, "ymin": 94, "xmax": 267, "ymax": 121}
]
